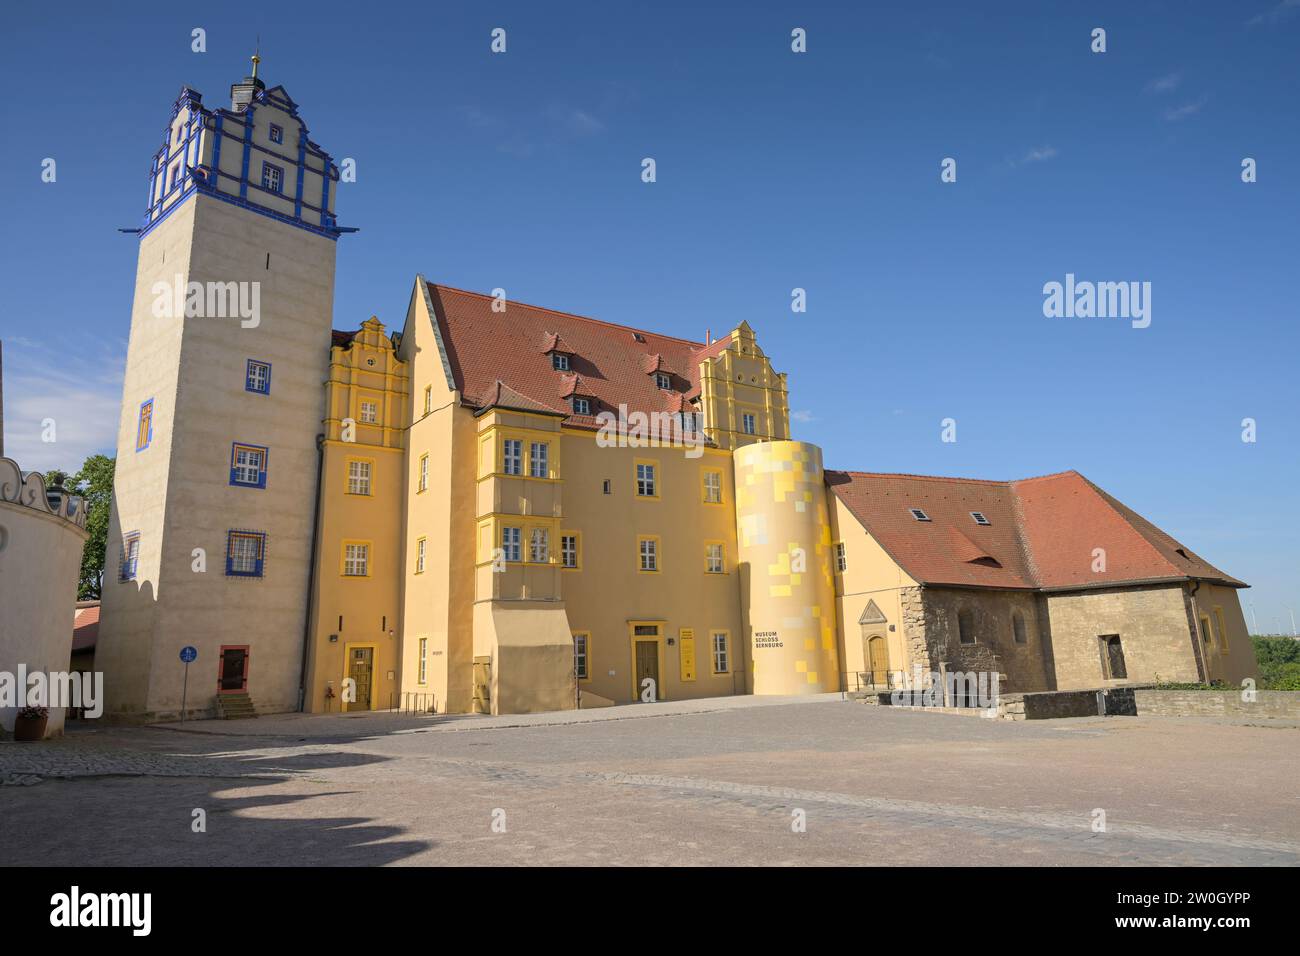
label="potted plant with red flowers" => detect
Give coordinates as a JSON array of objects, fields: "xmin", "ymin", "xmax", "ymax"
[{"xmin": 13, "ymin": 706, "xmax": 49, "ymax": 741}]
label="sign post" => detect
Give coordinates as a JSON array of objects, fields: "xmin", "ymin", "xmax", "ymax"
[{"xmin": 179, "ymin": 646, "xmax": 198, "ymax": 722}]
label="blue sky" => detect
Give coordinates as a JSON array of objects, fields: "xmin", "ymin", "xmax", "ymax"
[{"xmin": 1, "ymin": 0, "xmax": 1297, "ymax": 631}]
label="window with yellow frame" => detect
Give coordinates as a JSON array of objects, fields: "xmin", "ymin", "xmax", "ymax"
[
  {"xmin": 341, "ymin": 540, "xmax": 372, "ymax": 577},
  {"xmin": 1214, "ymin": 607, "xmax": 1229, "ymax": 653},
  {"xmin": 702, "ymin": 467, "xmax": 724, "ymax": 505},
  {"xmin": 560, "ymin": 531, "xmax": 581, "ymax": 570},
  {"xmin": 634, "ymin": 458, "xmax": 659, "ymax": 498},
  {"xmin": 637, "ymin": 534, "xmax": 660, "ymax": 572},
  {"xmin": 704, "ymin": 540, "xmax": 726, "ymax": 574}
]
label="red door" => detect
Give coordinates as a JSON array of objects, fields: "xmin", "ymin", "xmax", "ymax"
[{"xmin": 218, "ymin": 645, "xmax": 250, "ymax": 693}]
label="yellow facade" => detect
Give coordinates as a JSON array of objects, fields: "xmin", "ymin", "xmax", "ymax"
[{"xmin": 304, "ymin": 318, "xmax": 408, "ymax": 712}]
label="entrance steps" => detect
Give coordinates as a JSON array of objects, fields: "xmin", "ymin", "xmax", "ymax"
[{"xmin": 216, "ymin": 693, "xmax": 258, "ymax": 720}]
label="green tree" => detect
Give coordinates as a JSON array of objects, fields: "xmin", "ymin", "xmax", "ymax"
[{"xmin": 55, "ymin": 455, "xmax": 115, "ymax": 599}]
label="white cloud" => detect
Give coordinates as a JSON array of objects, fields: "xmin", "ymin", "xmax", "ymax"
[
  {"xmin": 1164, "ymin": 97, "xmax": 1208, "ymax": 122},
  {"xmin": 1144, "ymin": 72, "xmax": 1182, "ymax": 94},
  {"xmin": 1007, "ymin": 145, "xmax": 1058, "ymax": 168},
  {"xmin": 2, "ymin": 338, "xmax": 125, "ymax": 473},
  {"xmin": 790, "ymin": 410, "xmax": 816, "ymax": 423},
  {"xmin": 1247, "ymin": 0, "xmax": 1300, "ymax": 27}
]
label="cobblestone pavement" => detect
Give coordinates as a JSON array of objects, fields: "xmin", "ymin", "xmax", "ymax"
[{"xmin": 2, "ymin": 699, "xmax": 1297, "ymax": 866}]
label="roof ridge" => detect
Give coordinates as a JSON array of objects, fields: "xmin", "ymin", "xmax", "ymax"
[
  {"xmin": 826, "ymin": 468, "xmax": 1085, "ymax": 486},
  {"xmin": 826, "ymin": 470, "xmax": 1012, "ymax": 486},
  {"xmin": 427, "ymin": 282, "xmax": 707, "ymax": 349}
]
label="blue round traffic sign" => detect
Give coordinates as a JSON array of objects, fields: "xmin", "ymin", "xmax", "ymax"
[{"xmin": 180, "ymin": 646, "xmax": 198, "ymax": 663}]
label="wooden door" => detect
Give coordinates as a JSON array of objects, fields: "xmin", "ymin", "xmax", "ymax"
[
  {"xmin": 347, "ymin": 647, "xmax": 373, "ymax": 711},
  {"xmin": 866, "ymin": 635, "xmax": 889, "ymax": 687},
  {"xmin": 635, "ymin": 640, "xmax": 659, "ymax": 701}
]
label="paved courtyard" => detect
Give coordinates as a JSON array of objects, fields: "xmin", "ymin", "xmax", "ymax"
[{"xmin": 2, "ymin": 697, "xmax": 1297, "ymax": 866}]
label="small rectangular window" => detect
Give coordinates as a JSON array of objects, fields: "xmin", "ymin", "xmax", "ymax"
[
  {"xmin": 602, "ymin": 478, "xmax": 611, "ymax": 495},
  {"xmin": 418, "ymin": 637, "xmax": 428, "ymax": 684},
  {"xmin": 343, "ymin": 542, "xmax": 370, "ymax": 577},
  {"xmin": 503, "ymin": 439, "xmax": 523, "ymax": 475},
  {"xmin": 418, "ymin": 454, "xmax": 429, "ymax": 492},
  {"xmin": 656, "ymin": 371, "xmax": 671, "ymax": 390},
  {"xmin": 230, "ymin": 443, "xmax": 268, "ymax": 488},
  {"xmin": 970, "ymin": 511, "xmax": 990, "ymax": 526},
  {"xmin": 245, "ymin": 360, "xmax": 271, "ymax": 394},
  {"xmin": 529, "ymin": 442, "xmax": 548, "ymax": 478},
  {"xmin": 415, "ymin": 537, "xmax": 426, "ymax": 574},
  {"xmin": 269, "ymin": 124, "xmax": 283, "ymax": 144},
  {"xmin": 742, "ymin": 413, "xmax": 756, "ymax": 435},
  {"xmin": 706, "ymin": 542, "xmax": 725, "ymax": 574},
  {"xmin": 703, "ymin": 469, "xmax": 722, "ymax": 504},
  {"xmin": 573, "ymin": 633, "xmax": 589, "ymax": 679},
  {"xmin": 136, "ymin": 399, "xmax": 154, "ymax": 451},
  {"xmin": 347, "ymin": 460, "xmax": 372, "ymax": 495},
  {"xmin": 712, "ymin": 632, "xmax": 729, "ymax": 674},
  {"xmin": 226, "ymin": 531, "xmax": 266, "ymax": 577},
  {"xmin": 423, "ymin": 386, "xmax": 432, "ymax": 415},
  {"xmin": 502, "ymin": 527, "xmax": 522, "ymax": 562},
  {"xmin": 835, "ymin": 542, "xmax": 847, "ymax": 572},
  {"xmin": 572, "ymin": 397, "xmax": 590, "ymax": 415},
  {"xmin": 639, "ymin": 537, "xmax": 658, "ymax": 572},
  {"xmin": 552, "ymin": 353, "xmax": 570, "ymax": 371},
  {"xmin": 909, "ymin": 508, "xmax": 931, "ymax": 522},
  {"xmin": 561, "ymin": 534, "xmax": 579, "ymax": 569},
  {"xmin": 120, "ymin": 532, "xmax": 141, "ymax": 582},
  {"xmin": 261, "ymin": 162, "xmax": 283, "ymax": 194},
  {"xmin": 359, "ymin": 400, "xmax": 379, "ymax": 424},
  {"xmin": 636, "ymin": 462, "xmax": 656, "ymax": 497}
]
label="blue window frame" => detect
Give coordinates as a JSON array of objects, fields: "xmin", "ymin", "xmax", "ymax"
[
  {"xmin": 136, "ymin": 399, "xmax": 154, "ymax": 451},
  {"xmin": 269, "ymin": 124, "xmax": 283, "ymax": 144},
  {"xmin": 245, "ymin": 359, "xmax": 272, "ymax": 394},
  {"xmin": 261, "ymin": 162, "xmax": 284, "ymax": 194},
  {"xmin": 229, "ymin": 443, "xmax": 269, "ymax": 488},
  {"xmin": 225, "ymin": 530, "xmax": 266, "ymax": 578},
  {"xmin": 120, "ymin": 532, "xmax": 141, "ymax": 582}
]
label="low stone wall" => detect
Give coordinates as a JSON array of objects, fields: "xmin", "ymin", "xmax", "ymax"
[
  {"xmin": 1133, "ymin": 689, "xmax": 1300, "ymax": 719},
  {"xmin": 998, "ymin": 688, "xmax": 1137, "ymax": 720}
]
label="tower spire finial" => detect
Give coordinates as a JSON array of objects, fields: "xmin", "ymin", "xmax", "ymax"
[{"xmin": 250, "ymin": 38, "xmax": 261, "ymax": 80}]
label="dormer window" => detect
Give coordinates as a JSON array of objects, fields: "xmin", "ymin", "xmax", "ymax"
[
  {"xmin": 655, "ymin": 371, "xmax": 671, "ymax": 390},
  {"xmin": 909, "ymin": 508, "xmax": 931, "ymax": 522},
  {"xmin": 572, "ymin": 397, "xmax": 591, "ymax": 415},
  {"xmin": 970, "ymin": 512, "xmax": 990, "ymax": 526},
  {"xmin": 633, "ymin": 332, "xmax": 647, "ymax": 343},
  {"xmin": 552, "ymin": 353, "xmax": 570, "ymax": 371}
]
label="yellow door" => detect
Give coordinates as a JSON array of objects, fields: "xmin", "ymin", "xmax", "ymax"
[{"xmin": 866, "ymin": 635, "xmax": 889, "ymax": 687}]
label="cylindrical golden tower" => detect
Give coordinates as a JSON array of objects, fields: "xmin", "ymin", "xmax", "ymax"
[{"xmin": 734, "ymin": 440, "xmax": 841, "ymax": 695}]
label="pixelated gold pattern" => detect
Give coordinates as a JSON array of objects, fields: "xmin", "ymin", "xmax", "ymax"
[{"xmin": 733, "ymin": 440, "xmax": 841, "ymax": 695}]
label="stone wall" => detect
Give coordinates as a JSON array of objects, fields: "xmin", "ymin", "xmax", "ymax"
[
  {"xmin": 1045, "ymin": 585, "xmax": 1200, "ymax": 688},
  {"xmin": 1133, "ymin": 689, "xmax": 1300, "ymax": 719},
  {"xmin": 912, "ymin": 587, "xmax": 1054, "ymax": 693}
]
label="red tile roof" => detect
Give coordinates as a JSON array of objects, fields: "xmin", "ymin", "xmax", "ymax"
[
  {"xmin": 73, "ymin": 603, "xmax": 100, "ymax": 652},
  {"xmin": 826, "ymin": 469, "xmax": 1244, "ymax": 591},
  {"xmin": 426, "ymin": 283, "xmax": 712, "ymax": 428}
]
